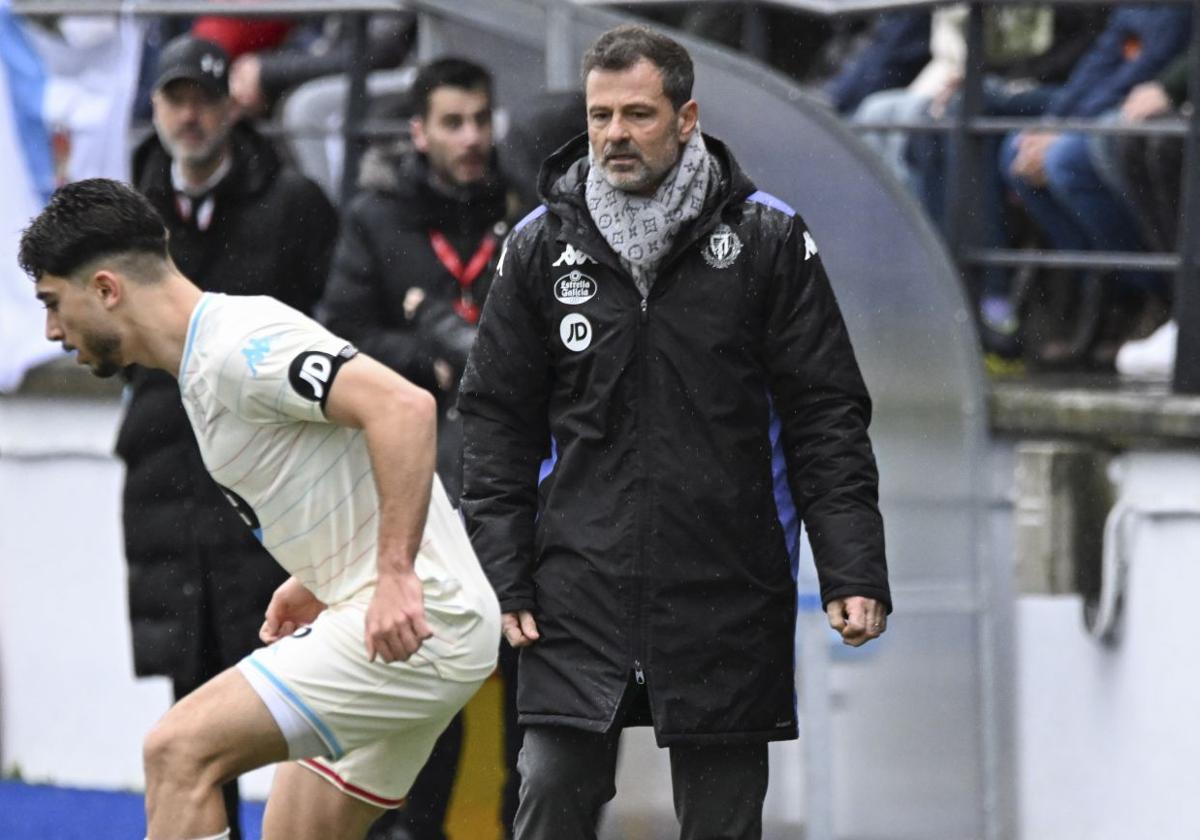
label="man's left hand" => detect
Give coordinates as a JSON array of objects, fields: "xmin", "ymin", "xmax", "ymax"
[
  {"xmin": 365, "ymin": 569, "xmax": 434, "ymax": 663},
  {"xmin": 826, "ymin": 596, "xmax": 888, "ymax": 647}
]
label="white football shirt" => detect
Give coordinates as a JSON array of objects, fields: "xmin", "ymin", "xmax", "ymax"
[{"xmin": 177, "ymin": 293, "xmax": 496, "ymax": 621}]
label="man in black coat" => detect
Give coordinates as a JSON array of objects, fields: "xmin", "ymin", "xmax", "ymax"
[
  {"xmin": 318, "ymin": 57, "xmax": 515, "ymax": 840},
  {"xmin": 118, "ymin": 35, "xmax": 336, "ymax": 840},
  {"xmin": 459, "ymin": 25, "xmax": 891, "ymax": 840}
]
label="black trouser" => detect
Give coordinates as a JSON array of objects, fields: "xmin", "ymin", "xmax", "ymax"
[
  {"xmin": 513, "ymin": 725, "xmax": 769, "ymax": 840},
  {"xmin": 1117, "ymin": 127, "xmax": 1183, "ymax": 254}
]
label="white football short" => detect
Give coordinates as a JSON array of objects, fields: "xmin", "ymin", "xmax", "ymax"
[{"xmin": 237, "ymin": 583, "xmax": 498, "ymax": 808}]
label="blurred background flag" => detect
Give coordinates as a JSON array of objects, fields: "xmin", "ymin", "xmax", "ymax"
[{"xmin": 0, "ymin": 1, "xmax": 143, "ymax": 392}]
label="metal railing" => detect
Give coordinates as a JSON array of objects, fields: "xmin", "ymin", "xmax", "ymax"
[
  {"xmin": 811, "ymin": 0, "xmax": 1200, "ymax": 393},
  {"xmin": 12, "ymin": 0, "xmax": 1200, "ymax": 395}
]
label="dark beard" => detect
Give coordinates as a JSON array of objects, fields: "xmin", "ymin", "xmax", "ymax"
[{"xmin": 84, "ymin": 330, "xmax": 123, "ymax": 378}]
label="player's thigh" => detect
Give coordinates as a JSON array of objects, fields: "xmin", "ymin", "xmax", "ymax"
[
  {"xmin": 146, "ymin": 666, "xmax": 289, "ymax": 782},
  {"xmin": 262, "ymin": 761, "xmax": 383, "ymax": 840}
]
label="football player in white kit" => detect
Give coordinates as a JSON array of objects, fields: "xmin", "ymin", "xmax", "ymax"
[{"xmin": 20, "ymin": 178, "xmax": 501, "ymax": 840}]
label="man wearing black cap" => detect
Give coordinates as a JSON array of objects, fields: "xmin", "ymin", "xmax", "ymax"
[{"xmin": 117, "ymin": 35, "xmax": 337, "ymax": 840}]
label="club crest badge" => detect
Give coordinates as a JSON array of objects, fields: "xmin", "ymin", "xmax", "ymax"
[{"xmin": 702, "ymin": 224, "xmax": 742, "ymax": 269}]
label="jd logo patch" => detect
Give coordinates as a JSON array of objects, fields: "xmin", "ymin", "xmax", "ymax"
[
  {"xmin": 702, "ymin": 224, "xmax": 742, "ymax": 269},
  {"xmin": 560, "ymin": 313, "xmax": 592, "ymax": 352},
  {"xmin": 288, "ymin": 351, "xmax": 334, "ymax": 401},
  {"xmin": 554, "ymin": 271, "xmax": 598, "ymax": 305}
]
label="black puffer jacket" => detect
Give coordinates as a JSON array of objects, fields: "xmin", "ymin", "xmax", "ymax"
[
  {"xmin": 118, "ymin": 122, "xmax": 336, "ymax": 686},
  {"xmin": 460, "ymin": 134, "xmax": 890, "ymax": 745},
  {"xmin": 318, "ymin": 145, "xmax": 510, "ymax": 501}
]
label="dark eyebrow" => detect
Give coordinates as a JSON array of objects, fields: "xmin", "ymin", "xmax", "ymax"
[{"xmin": 35, "ymin": 290, "xmax": 55, "ymax": 302}]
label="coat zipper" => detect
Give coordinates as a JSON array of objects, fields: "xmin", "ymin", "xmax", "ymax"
[{"xmin": 633, "ymin": 294, "xmax": 650, "ymax": 689}]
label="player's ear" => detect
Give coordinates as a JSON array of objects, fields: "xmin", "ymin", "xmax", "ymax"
[{"xmin": 90, "ymin": 269, "xmax": 123, "ymax": 311}]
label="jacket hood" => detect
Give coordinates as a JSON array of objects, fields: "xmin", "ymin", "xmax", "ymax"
[
  {"xmin": 536, "ymin": 131, "xmax": 755, "ymax": 229},
  {"xmin": 357, "ymin": 141, "xmax": 509, "ymax": 231},
  {"xmin": 132, "ymin": 120, "xmax": 283, "ymax": 202}
]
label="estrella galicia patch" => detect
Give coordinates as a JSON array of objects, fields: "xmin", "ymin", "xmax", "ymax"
[
  {"xmin": 288, "ymin": 344, "xmax": 358, "ymax": 409},
  {"xmin": 554, "ymin": 271, "xmax": 598, "ymax": 305}
]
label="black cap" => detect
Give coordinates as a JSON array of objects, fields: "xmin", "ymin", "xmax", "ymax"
[{"xmin": 153, "ymin": 36, "xmax": 229, "ymax": 97}]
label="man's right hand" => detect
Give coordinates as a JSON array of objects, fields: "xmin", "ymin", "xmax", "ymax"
[
  {"xmin": 260, "ymin": 576, "xmax": 327, "ymax": 643},
  {"xmin": 502, "ymin": 610, "xmax": 540, "ymax": 648}
]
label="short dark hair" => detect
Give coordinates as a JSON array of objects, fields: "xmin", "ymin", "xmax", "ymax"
[
  {"xmin": 410, "ymin": 57, "xmax": 493, "ymax": 118},
  {"xmin": 581, "ymin": 24, "xmax": 694, "ymax": 110},
  {"xmin": 18, "ymin": 178, "xmax": 169, "ymax": 282}
]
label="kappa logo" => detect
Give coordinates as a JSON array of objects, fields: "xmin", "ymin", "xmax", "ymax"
[
  {"xmin": 702, "ymin": 224, "xmax": 742, "ymax": 269},
  {"xmin": 553, "ymin": 244, "xmax": 596, "ymax": 267},
  {"xmin": 554, "ymin": 271, "xmax": 598, "ymax": 305},
  {"xmin": 803, "ymin": 230, "xmax": 818, "ymax": 261},
  {"xmin": 559, "ymin": 313, "xmax": 592, "ymax": 352},
  {"xmin": 242, "ymin": 334, "xmax": 279, "ymax": 377}
]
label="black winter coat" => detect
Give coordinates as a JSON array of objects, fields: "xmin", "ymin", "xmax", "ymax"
[
  {"xmin": 118, "ymin": 122, "xmax": 336, "ymax": 687},
  {"xmin": 318, "ymin": 147, "xmax": 510, "ymax": 501},
  {"xmin": 459, "ymin": 135, "xmax": 890, "ymax": 745}
]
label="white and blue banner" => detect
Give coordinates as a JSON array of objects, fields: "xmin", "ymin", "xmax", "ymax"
[{"xmin": 0, "ymin": 2, "xmax": 143, "ymax": 392}]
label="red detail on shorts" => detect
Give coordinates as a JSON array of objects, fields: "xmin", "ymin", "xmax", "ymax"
[{"xmin": 300, "ymin": 758, "xmax": 406, "ymax": 808}]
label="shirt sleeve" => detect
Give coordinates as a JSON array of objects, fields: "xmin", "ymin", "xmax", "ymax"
[{"xmin": 207, "ymin": 306, "xmax": 359, "ymax": 425}]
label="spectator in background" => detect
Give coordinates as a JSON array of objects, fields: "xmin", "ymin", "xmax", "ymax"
[
  {"xmin": 851, "ymin": 5, "xmax": 1097, "ymax": 200},
  {"xmin": 317, "ymin": 57, "xmax": 518, "ymax": 840},
  {"xmin": 1111, "ymin": 50, "xmax": 1191, "ymax": 379},
  {"xmin": 225, "ymin": 13, "xmax": 415, "ymax": 117},
  {"xmin": 851, "ymin": 5, "xmax": 969, "ymax": 194},
  {"xmin": 118, "ymin": 36, "xmax": 336, "ymax": 840},
  {"xmin": 821, "ymin": 10, "xmax": 931, "ymax": 116},
  {"xmin": 909, "ymin": 4, "xmax": 1105, "ymax": 229},
  {"xmin": 997, "ymin": 4, "xmax": 1191, "ymax": 366}
]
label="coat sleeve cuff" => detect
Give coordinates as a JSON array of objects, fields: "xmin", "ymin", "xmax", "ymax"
[{"xmin": 499, "ymin": 596, "xmax": 537, "ymax": 615}]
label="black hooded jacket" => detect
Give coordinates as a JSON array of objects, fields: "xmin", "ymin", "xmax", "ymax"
[
  {"xmin": 318, "ymin": 145, "xmax": 510, "ymax": 501},
  {"xmin": 117, "ymin": 122, "xmax": 336, "ymax": 686},
  {"xmin": 459, "ymin": 134, "xmax": 890, "ymax": 745}
]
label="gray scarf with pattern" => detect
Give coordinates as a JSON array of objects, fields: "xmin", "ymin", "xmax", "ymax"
[{"xmin": 585, "ymin": 129, "xmax": 719, "ymax": 297}]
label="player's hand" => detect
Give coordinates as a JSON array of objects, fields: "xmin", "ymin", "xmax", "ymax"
[
  {"xmin": 261, "ymin": 576, "xmax": 326, "ymax": 643},
  {"xmin": 502, "ymin": 610, "xmax": 540, "ymax": 648},
  {"xmin": 365, "ymin": 569, "xmax": 434, "ymax": 663},
  {"xmin": 826, "ymin": 596, "xmax": 888, "ymax": 647}
]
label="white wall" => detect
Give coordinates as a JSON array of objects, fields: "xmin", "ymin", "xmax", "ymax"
[
  {"xmin": 0, "ymin": 395, "xmax": 273, "ymax": 798},
  {"xmin": 1016, "ymin": 451, "xmax": 1200, "ymax": 840}
]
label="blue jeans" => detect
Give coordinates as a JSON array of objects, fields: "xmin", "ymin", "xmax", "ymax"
[
  {"xmin": 999, "ymin": 126, "xmax": 1152, "ymax": 292},
  {"xmin": 908, "ymin": 79, "xmax": 1057, "ymax": 298}
]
